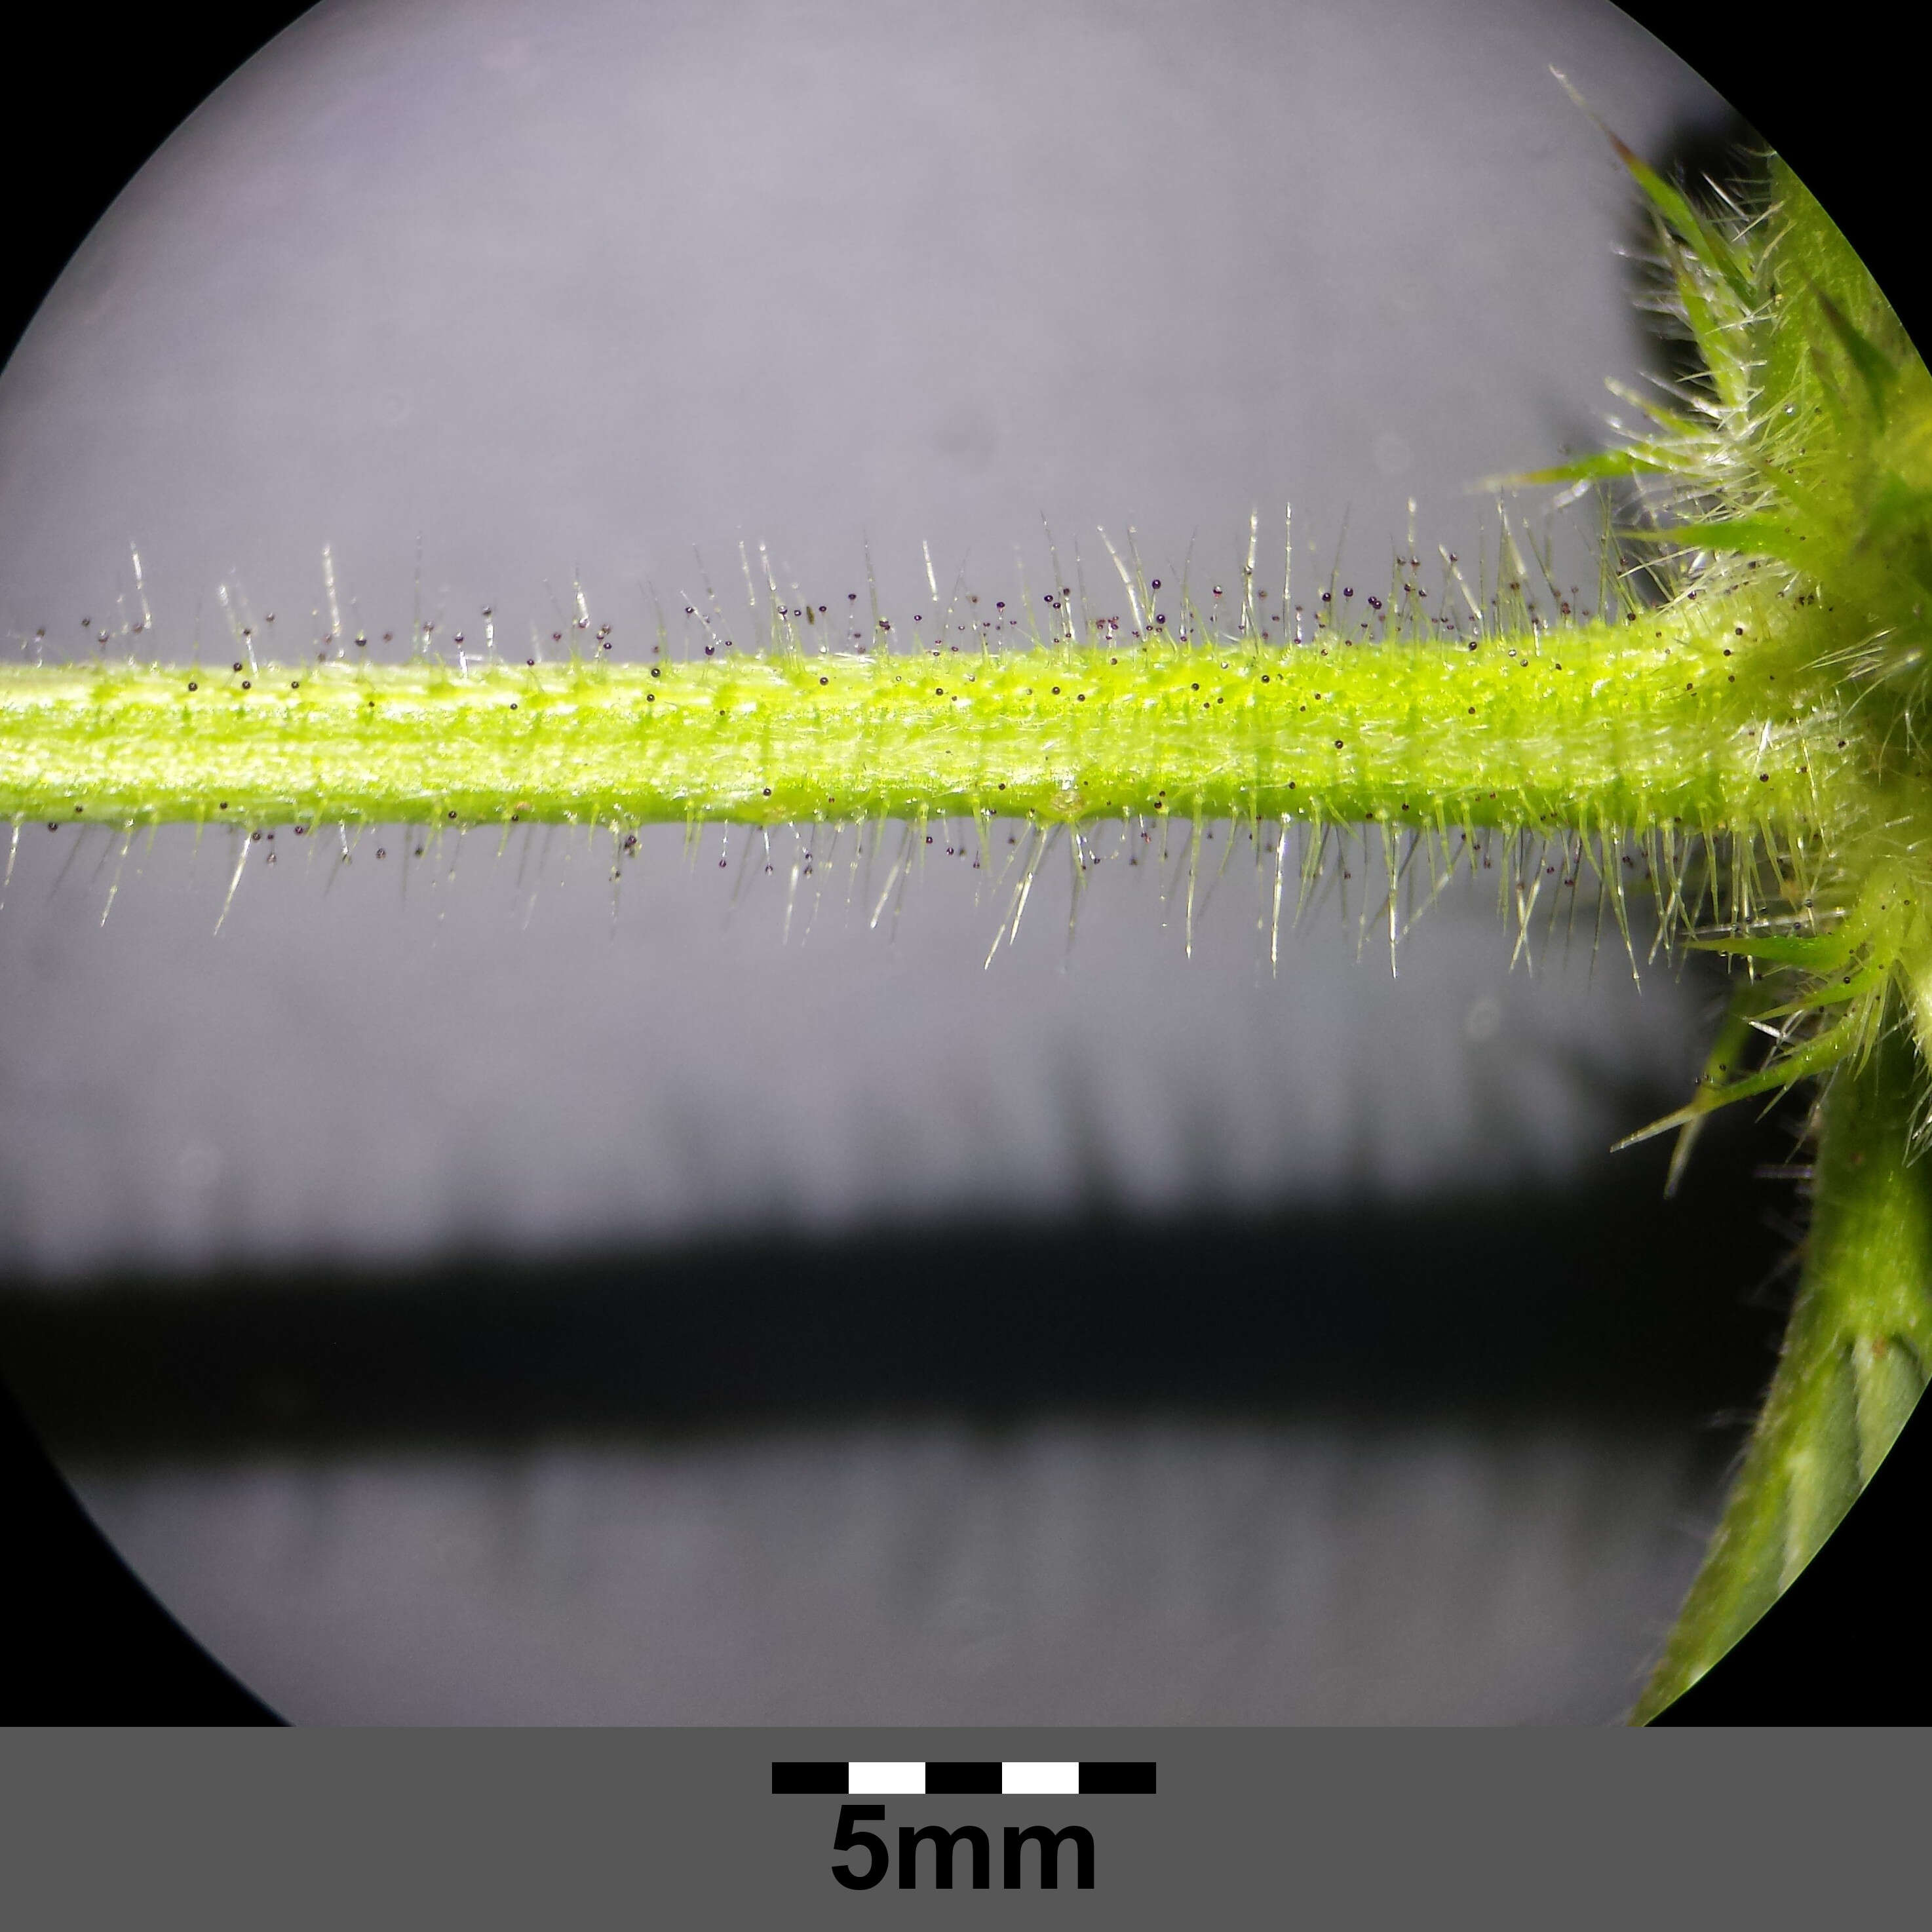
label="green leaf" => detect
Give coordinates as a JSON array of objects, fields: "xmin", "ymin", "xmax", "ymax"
[
  {"xmin": 1633, "ymin": 1011, "xmax": 1932, "ymax": 1722},
  {"xmin": 1501, "ymin": 449, "xmax": 1676, "ymax": 488},
  {"xmin": 1621, "ymin": 514, "xmax": 1820, "ymax": 573},
  {"xmin": 1811, "ymin": 283, "xmax": 1899, "ymax": 421}
]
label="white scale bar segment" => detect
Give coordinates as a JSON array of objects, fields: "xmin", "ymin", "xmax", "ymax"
[
  {"xmin": 1001, "ymin": 1762, "xmax": 1080, "ymax": 1796},
  {"xmin": 847, "ymin": 1762, "xmax": 927, "ymax": 1795}
]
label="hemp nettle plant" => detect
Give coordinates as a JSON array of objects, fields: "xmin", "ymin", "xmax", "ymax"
[{"xmin": 3, "ymin": 121, "xmax": 1928, "ymax": 1721}]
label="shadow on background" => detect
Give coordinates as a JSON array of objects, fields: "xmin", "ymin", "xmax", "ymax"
[
  {"xmin": 2, "ymin": 1104, "xmax": 1794, "ymax": 1463},
  {"xmin": 0, "ymin": 1095, "xmax": 1811, "ymax": 1725}
]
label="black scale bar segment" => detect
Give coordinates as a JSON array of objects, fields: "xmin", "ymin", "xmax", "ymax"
[
  {"xmin": 924, "ymin": 1762, "xmax": 1004, "ymax": 1796},
  {"xmin": 1079, "ymin": 1760, "xmax": 1157, "ymax": 1795},
  {"xmin": 771, "ymin": 1762, "xmax": 849, "ymax": 1795}
]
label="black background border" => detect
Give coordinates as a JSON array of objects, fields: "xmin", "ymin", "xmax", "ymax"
[{"xmin": 1, "ymin": 0, "xmax": 1925, "ymax": 1726}]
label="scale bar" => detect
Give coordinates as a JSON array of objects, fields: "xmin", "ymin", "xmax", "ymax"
[{"xmin": 771, "ymin": 1760, "xmax": 1155, "ymax": 1796}]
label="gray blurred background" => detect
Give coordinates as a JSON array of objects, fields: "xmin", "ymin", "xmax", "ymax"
[{"xmin": 0, "ymin": 0, "xmax": 1786, "ymax": 1722}]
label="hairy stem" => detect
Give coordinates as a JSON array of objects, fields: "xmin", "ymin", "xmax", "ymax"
[
  {"xmin": 1633, "ymin": 1003, "xmax": 1932, "ymax": 1721},
  {"xmin": 0, "ymin": 601, "xmax": 1853, "ymax": 835}
]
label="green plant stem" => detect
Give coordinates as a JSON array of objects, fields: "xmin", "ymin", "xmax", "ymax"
[
  {"xmin": 1633, "ymin": 1001, "xmax": 1932, "ymax": 1721},
  {"xmin": 0, "ymin": 604, "xmax": 1853, "ymax": 836}
]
